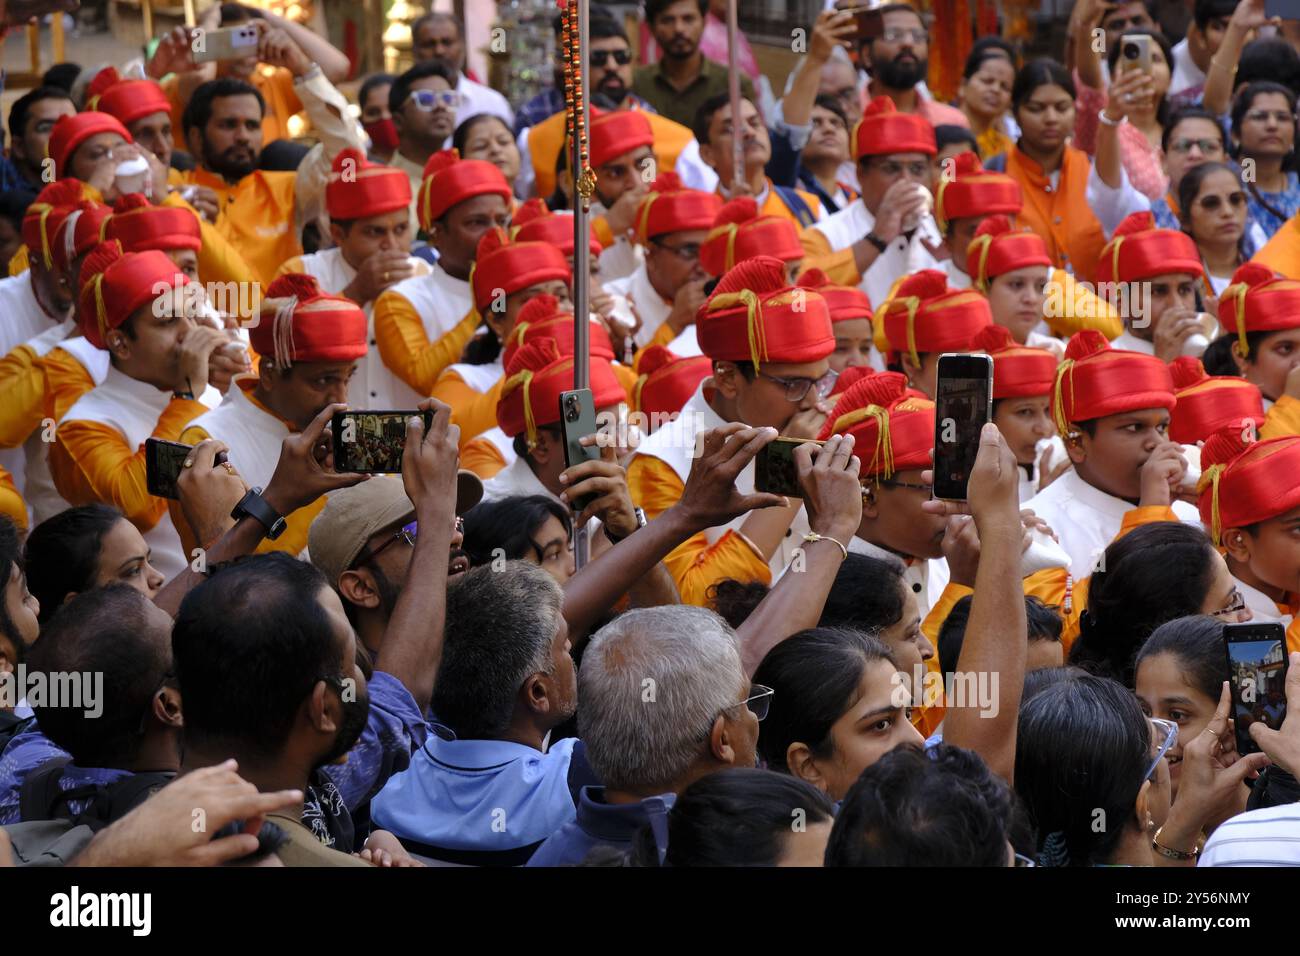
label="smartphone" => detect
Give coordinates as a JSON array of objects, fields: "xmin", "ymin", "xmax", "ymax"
[
  {"xmin": 932, "ymin": 353, "xmax": 994, "ymax": 501},
  {"xmin": 559, "ymin": 389, "xmax": 601, "ymax": 512},
  {"xmin": 1223, "ymin": 622, "xmax": 1289, "ymax": 756},
  {"xmin": 755, "ymin": 437, "xmax": 825, "ymax": 498},
  {"xmin": 844, "ymin": 5, "xmax": 883, "ymax": 43},
  {"xmin": 1118, "ymin": 34, "xmax": 1153, "ymax": 76},
  {"xmin": 332, "ymin": 410, "xmax": 432, "ymax": 474},
  {"xmin": 145, "ymin": 438, "xmax": 228, "ymax": 500},
  {"xmin": 192, "ymin": 24, "xmax": 260, "ymax": 64}
]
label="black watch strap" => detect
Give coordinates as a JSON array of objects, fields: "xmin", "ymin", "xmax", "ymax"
[
  {"xmin": 604, "ymin": 506, "xmax": 647, "ymax": 545},
  {"xmin": 231, "ymin": 487, "xmax": 287, "ymax": 540},
  {"xmin": 865, "ymin": 232, "xmax": 888, "ymax": 253}
]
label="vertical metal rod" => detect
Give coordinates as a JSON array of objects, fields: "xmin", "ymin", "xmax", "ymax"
[
  {"xmin": 571, "ymin": 0, "xmax": 592, "ymax": 570},
  {"xmin": 727, "ymin": 0, "xmax": 743, "ymax": 190}
]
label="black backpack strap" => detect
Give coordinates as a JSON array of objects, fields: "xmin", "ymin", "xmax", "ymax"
[
  {"xmin": 18, "ymin": 758, "xmax": 73, "ymax": 823},
  {"xmin": 97, "ymin": 772, "xmax": 174, "ymax": 825}
]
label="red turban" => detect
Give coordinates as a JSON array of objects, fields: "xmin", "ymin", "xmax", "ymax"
[
  {"xmin": 497, "ymin": 338, "xmax": 626, "ymax": 446},
  {"xmin": 1051, "ymin": 330, "xmax": 1176, "ymax": 435},
  {"xmin": 51, "ymin": 200, "xmax": 112, "ymax": 274},
  {"xmin": 934, "ymin": 152, "xmax": 1022, "ymax": 232},
  {"xmin": 853, "ymin": 95, "xmax": 936, "ymax": 160},
  {"xmin": 697, "ymin": 257, "xmax": 835, "ymax": 369},
  {"xmin": 1198, "ymin": 423, "xmax": 1300, "ymax": 544},
  {"xmin": 966, "ymin": 215, "xmax": 1052, "ymax": 291},
  {"xmin": 416, "ymin": 149, "xmax": 512, "ymax": 232},
  {"xmin": 511, "ymin": 198, "xmax": 602, "ymax": 256},
  {"xmin": 880, "ymin": 269, "xmax": 993, "ymax": 366},
  {"xmin": 326, "ymin": 147, "xmax": 412, "ymax": 221},
  {"xmin": 502, "ymin": 293, "xmax": 614, "ymax": 363},
  {"xmin": 971, "ymin": 325, "xmax": 1057, "ymax": 399},
  {"xmin": 699, "ymin": 197, "xmax": 803, "ymax": 277},
  {"xmin": 471, "ymin": 228, "xmax": 572, "ymax": 314},
  {"xmin": 1097, "ymin": 212, "xmax": 1203, "ymax": 286},
  {"xmin": 78, "ymin": 241, "xmax": 188, "ymax": 349},
  {"xmin": 1168, "ymin": 356, "xmax": 1264, "ymax": 446},
  {"xmin": 589, "ymin": 108, "xmax": 655, "ymax": 169},
  {"xmin": 1218, "ymin": 262, "xmax": 1300, "ymax": 358},
  {"xmin": 633, "ymin": 173, "xmax": 724, "ymax": 243},
  {"xmin": 106, "ymin": 193, "xmax": 201, "ymax": 253},
  {"xmin": 633, "ymin": 346, "xmax": 712, "ymax": 427},
  {"xmin": 86, "ymin": 67, "xmax": 171, "ymax": 128},
  {"xmin": 47, "ymin": 112, "xmax": 131, "ymax": 179},
  {"xmin": 248, "ymin": 273, "xmax": 367, "ymax": 369},
  {"xmin": 797, "ymin": 268, "xmax": 872, "ymax": 323},
  {"xmin": 818, "ymin": 370, "xmax": 935, "ymax": 480},
  {"xmin": 22, "ymin": 179, "xmax": 91, "ymax": 271}
]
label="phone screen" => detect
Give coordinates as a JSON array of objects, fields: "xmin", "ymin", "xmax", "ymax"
[
  {"xmin": 332, "ymin": 410, "xmax": 429, "ymax": 474},
  {"xmin": 1224, "ymin": 623, "xmax": 1289, "ymax": 756},
  {"xmin": 755, "ymin": 438, "xmax": 824, "ymax": 498},
  {"xmin": 932, "ymin": 354, "xmax": 993, "ymax": 501},
  {"xmin": 146, "ymin": 439, "xmax": 194, "ymax": 500}
]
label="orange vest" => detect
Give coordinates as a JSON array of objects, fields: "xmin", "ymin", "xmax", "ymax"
[{"xmin": 1004, "ymin": 144, "xmax": 1107, "ymax": 284}]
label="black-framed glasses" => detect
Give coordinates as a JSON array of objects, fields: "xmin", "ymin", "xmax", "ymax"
[
  {"xmin": 358, "ymin": 519, "xmax": 418, "ymax": 566},
  {"xmin": 650, "ymin": 237, "xmax": 701, "ymax": 262},
  {"xmin": 877, "ymin": 478, "xmax": 931, "ymax": 492},
  {"xmin": 1210, "ymin": 587, "xmax": 1247, "ymax": 618},
  {"xmin": 1196, "ymin": 192, "xmax": 1246, "ymax": 211},
  {"xmin": 591, "ymin": 49, "xmax": 632, "ymax": 66},
  {"xmin": 757, "ymin": 368, "xmax": 839, "ymax": 402}
]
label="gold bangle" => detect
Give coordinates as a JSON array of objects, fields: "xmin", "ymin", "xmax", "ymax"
[
  {"xmin": 802, "ymin": 532, "xmax": 849, "ymax": 560},
  {"xmin": 1151, "ymin": 826, "xmax": 1199, "ymax": 861}
]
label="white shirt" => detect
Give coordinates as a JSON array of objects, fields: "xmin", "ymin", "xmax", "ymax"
[
  {"xmin": 632, "ymin": 381, "xmax": 809, "ymax": 580},
  {"xmin": 1236, "ymin": 576, "xmax": 1291, "ymax": 629},
  {"xmin": 0, "ymin": 273, "xmax": 65, "ymax": 496},
  {"xmin": 809, "ymin": 198, "xmax": 943, "ymax": 309},
  {"xmin": 666, "ymin": 324, "xmax": 701, "ymax": 358},
  {"xmin": 61, "ymin": 365, "xmax": 220, "ymax": 579},
  {"xmin": 1170, "ymin": 38, "xmax": 1206, "ymax": 99},
  {"xmin": 482, "ymin": 453, "xmax": 550, "ymax": 502},
  {"xmin": 1110, "ymin": 330, "xmax": 1156, "ymax": 355},
  {"xmin": 382, "ymin": 261, "xmax": 474, "ymax": 390},
  {"xmin": 588, "ymin": 198, "xmax": 645, "ymax": 284},
  {"xmin": 185, "ymin": 381, "xmax": 288, "ymax": 500},
  {"xmin": 293, "ymin": 246, "xmax": 429, "ymax": 408},
  {"xmin": 1019, "ymin": 436, "xmax": 1069, "ymax": 505},
  {"xmin": 605, "ymin": 262, "xmax": 673, "ymax": 349},
  {"xmin": 1021, "ymin": 468, "xmax": 1200, "ymax": 580},
  {"xmin": 1200, "ymin": 804, "xmax": 1300, "ymax": 866}
]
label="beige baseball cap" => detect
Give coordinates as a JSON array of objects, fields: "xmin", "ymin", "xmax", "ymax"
[{"xmin": 308, "ymin": 470, "xmax": 484, "ymax": 586}]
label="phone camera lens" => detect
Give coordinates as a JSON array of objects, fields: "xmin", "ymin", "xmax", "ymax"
[{"xmin": 1123, "ymin": 43, "xmax": 1138, "ymax": 59}]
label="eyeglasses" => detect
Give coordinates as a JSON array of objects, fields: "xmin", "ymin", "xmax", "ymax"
[
  {"xmin": 591, "ymin": 49, "xmax": 632, "ymax": 67},
  {"xmin": 1167, "ymin": 138, "xmax": 1222, "ymax": 155},
  {"xmin": 757, "ymin": 367, "xmax": 839, "ymax": 402},
  {"xmin": 1245, "ymin": 109, "xmax": 1294, "ymax": 125},
  {"xmin": 650, "ymin": 237, "xmax": 701, "ymax": 262},
  {"xmin": 1196, "ymin": 191, "xmax": 1247, "ymax": 211},
  {"xmin": 867, "ymin": 158, "xmax": 931, "ymax": 179},
  {"xmin": 881, "ymin": 28, "xmax": 928, "ymax": 45},
  {"xmin": 1144, "ymin": 717, "xmax": 1178, "ymax": 782},
  {"xmin": 726, "ymin": 684, "xmax": 775, "ymax": 722},
  {"xmin": 1013, "ymin": 852, "xmax": 1037, "ymax": 868},
  {"xmin": 876, "ymin": 478, "xmax": 931, "ymax": 492},
  {"xmin": 1103, "ymin": 14, "xmax": 1153, "ymax": 30},
  {"xmin": 407, "ymin": 89, "xmax": 461, "ymax": 111},
  {"xmin": 1210, "ymin": 587, "xmax": 1248, "ymax": 618}
]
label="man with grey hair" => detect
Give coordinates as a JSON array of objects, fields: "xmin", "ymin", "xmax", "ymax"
[
  {"xmin": 526, "ymin": 605, "xmax": 761, "ymax": 867},
  {"xmin": 410, "ymin": 10, "xmax": 514, "ymax": 129},
  {"xmin": 369, "ymin": 560, "xmax": 585, "ymax": 866}
]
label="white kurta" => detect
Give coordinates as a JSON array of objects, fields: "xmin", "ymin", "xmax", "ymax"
[
  {"xmin": 1110, "ymin": 330, "xmax": 1156, "ymax": 355},
  {"xmin": 294, "ymin": 246, "xmax": 429, "ymax": 408},
  {"xmin": 0, "ymin": 273, "xmax": 65, "ymax": 495},
  {"xmin": 185, "ymin": 382, "xmax": 288, "ymax": 494},
  {"xmin": 61, "ymin": 366, "xmax": 221, "ymax": 579},
  {"xmin": 632, "ymin": 381, "xmax": 809, "ymax": 579},
  {"xmin": 1021, "ymin": 468, "xmax": 1200, "ymax": 581},
  {"xmin": 604, "ymin": 261, "xmax": 673, "ymax": 349},
  {"xmin": 1237, "ymin": 577, "xmax": 1291, "ymax": 629},
  {"xmin": 382, "ymin": 261, "xmax": 474, "ymax": 395},
  {"xmin": 808, "ymin": 198, "xmax": 942, "ymax": 309}
]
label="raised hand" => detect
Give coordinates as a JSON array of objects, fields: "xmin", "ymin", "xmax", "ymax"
[{"xmin": 674, "ymin": 424, "xmax": 788, "ymax": 531}]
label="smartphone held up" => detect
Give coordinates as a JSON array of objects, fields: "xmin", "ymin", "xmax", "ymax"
[
  {"xmin": 332, "ymin": 410, "xmax": 432, "ymax": 474},
  {"xmin": 931, "ymin": 353, "xmax": 994, "ymax": 501},
  {"xmin": 145, "ymin": 438, "xmax": 229, "ymax": 500},
  {"xmin": 1223, "ymin": 622, "xmax": 1289, "ymax": 756}
]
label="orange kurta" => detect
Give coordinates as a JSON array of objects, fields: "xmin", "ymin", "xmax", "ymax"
[
  {"xmin": 431, "ymin": 370, "xmax": 506, "ymax": 449},
  {"xmin": 41, "ymin": 347, "xmax": 97, "ymax": 426},
  {"xmin": 1002, "ymin": 144, "xmax": 1107, "ymax": 284},
  {"xmin": 373, "ymin": 295, "xmax": 479, "ymax": 397},
  {"xmin": 626, "ymin": 452, "xmax": 770, "ymax": 606},
  {"xmin": 174, "ymin": 167, "xmax": 299, "ymax": 289},
  {"xmin": 0, "ymin": 344, "xmax": 49, "ymax": 448},
  {"xmin": 461, "ymin": 434, "xmax": 508, "ymax": 479},
  {"xmin": 0, "ymin": 466, "xmax": 26, "ymax": 531},
  {"xmin": 1261, "ymin": 394, "xmax": 1300, "ymax": 439},
  {"xmin": 50, "ymin": 395, "xmax": 208, "ymax": 532}
]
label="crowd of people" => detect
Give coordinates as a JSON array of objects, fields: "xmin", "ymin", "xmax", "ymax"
[{"xmin": 4, "ymin": 0, "xmax": 1300, "ymax": 869}]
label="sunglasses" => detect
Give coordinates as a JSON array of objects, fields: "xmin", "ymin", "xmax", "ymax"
[
  {"xmin": 408, "ymin": 89, "xmax": 461, "ymax": 111},
  {"xmin": 591, "ymin": 49, "xmax": 632, "ymax": 66},
  {"xmin": 1196, "ymin": 192, "xmax": 1247, "ymax": 211}
]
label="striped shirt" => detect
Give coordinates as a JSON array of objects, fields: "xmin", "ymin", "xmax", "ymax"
[{"xmin": 1199, "ymin": 805, "xmax": 1300, "ymax": 866}]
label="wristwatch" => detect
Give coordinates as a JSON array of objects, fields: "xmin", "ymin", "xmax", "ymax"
[
  {"xmin": 864, "ymin": 232, "xmax": 888, "ymax": 253},
  {"xmin": 231, "ymin": 487, "xmax": 287, "ymax": 540},
  {"xmin": 604, "ymin": 506, "xmax": 646, "ymax": 545}
]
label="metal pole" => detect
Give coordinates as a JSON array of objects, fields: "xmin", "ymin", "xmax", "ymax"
[
  {"xmin": 571, "ymin": 0, "xmax": 592, "ymax": 570},
  {"xmin": 727, "ymin": 0, "xmax": 743, "ymax": 190}
]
